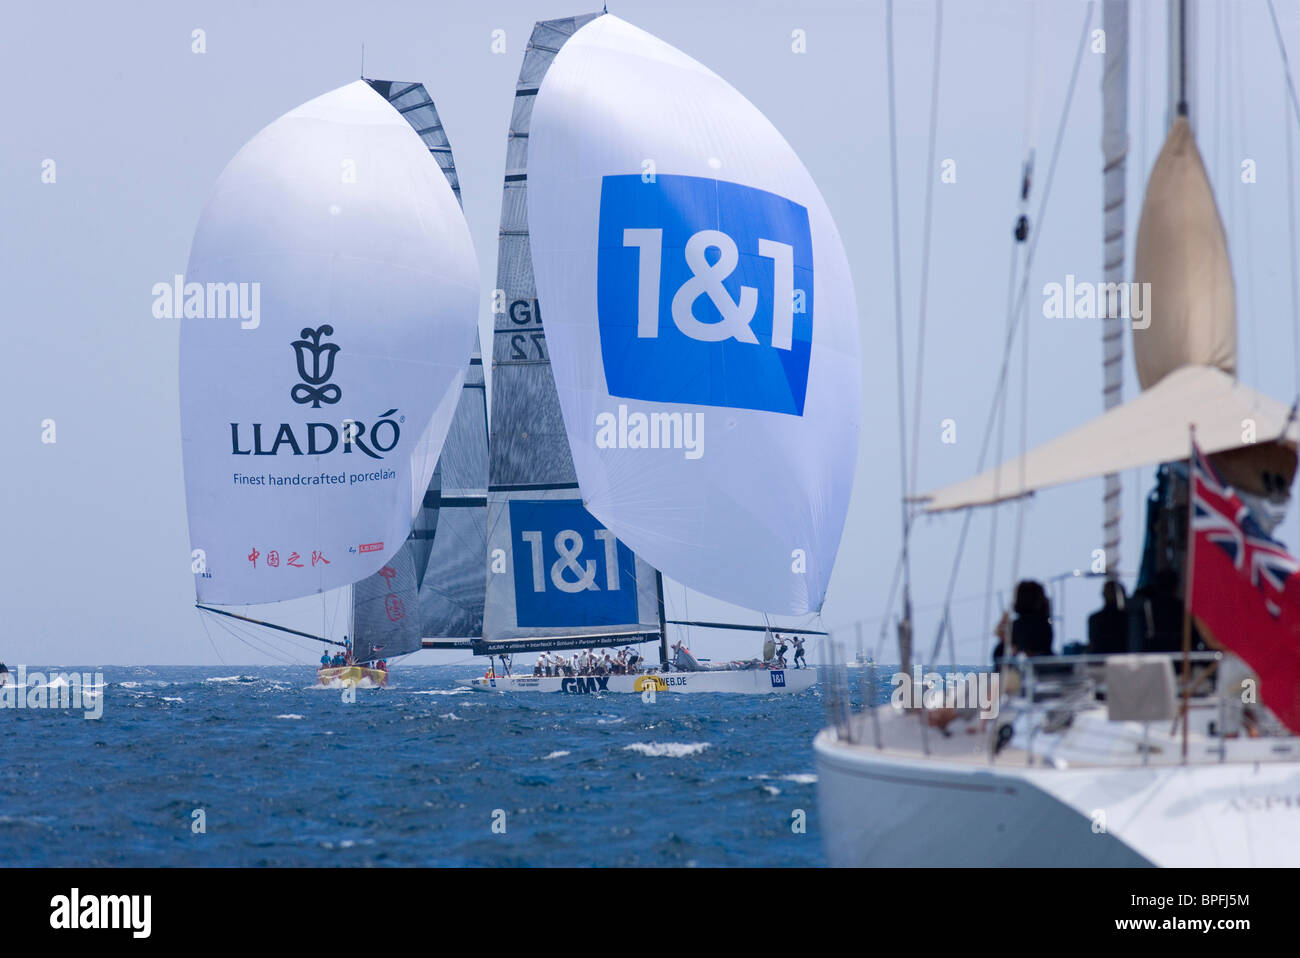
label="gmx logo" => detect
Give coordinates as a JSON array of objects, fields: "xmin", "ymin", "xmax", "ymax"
[
  {"xmin": 510, "ymin": 499, "xmax": 637, "ymax": 628},
  {"xmin": 597, "ymin": 174, "xmax": 814, "ymax": 416},
  {"xmin": 770, "ymin": 670, "xmax": 787, "ymax": 688}
]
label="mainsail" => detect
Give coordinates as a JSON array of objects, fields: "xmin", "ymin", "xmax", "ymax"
[
  {"xmin": 350, "ymin": 80, "xmax": 488, "ymax": 663},
  {"xmin": 482, "ymin": 13, "xmax": 663, "ymax": 654},
  {"xmin": 526, "ymin": 15, "xmax": 862, "ymax": 616},
  {"xmin": 180, "ymin": 80, "xmax": 479, "ymax": 627}
]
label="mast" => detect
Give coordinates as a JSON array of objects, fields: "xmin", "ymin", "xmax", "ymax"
[
  {"xmin": 1101, "ymin": 0, "xmax": 1129, "ymax": 580},
  {"xmin": 479, "ymin": 13, "xmax": 663, "ymax": 661},
  {"xmin": 1167, "ymin": 0, "xmax": 1194, "ymax": 126},
  {"xmin": 656, "ymin": 570, "xmax": 669, "ymax": 669},
  {"xmin": 885, "ymin": 0, "xmax": 914, "ymax": 675}
]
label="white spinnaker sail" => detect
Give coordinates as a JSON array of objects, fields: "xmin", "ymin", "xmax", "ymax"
[
  {"xmin": 527, "ymin": 15, "xmax": 861, "ymax": 616},
  {"xmin": 181, "ymin": 80, "xmax": 479, "ymax": 606}
]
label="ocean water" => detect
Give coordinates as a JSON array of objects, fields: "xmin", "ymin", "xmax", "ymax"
[{"xmin": 0, "ymin": 664, "xmax": 869, "ymax": 867}]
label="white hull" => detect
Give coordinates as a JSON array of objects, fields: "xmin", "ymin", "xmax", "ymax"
[
  {"xmin": 463, "ymin": 668, "xmax": 817, "ymax": 695},
  {"xmin": 814, "ymin": 709, "xmax": 1300, "ymax": 867}
]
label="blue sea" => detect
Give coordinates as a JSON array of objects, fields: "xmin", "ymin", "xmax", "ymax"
[{"xmin": 0, "ymin": 665, "xmax": 876, "ymax": 867}]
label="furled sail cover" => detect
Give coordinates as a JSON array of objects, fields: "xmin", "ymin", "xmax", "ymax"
[
  {"xmin": 1131, "ymin": 116, "xmax": 1236, "ymax": 389},
  {"xmin": 351, "ymin": 80, "xmax": 487, "ymax": 658},
  {"xmin": 483, "ymin": 13, "xmax": 662, "ymax": 647},
  {"xmin": 181, "ymin": 80, "xmax": 479, "ymax": 606},
  {"xmin": 921, "ymin": 365, "xmax": 1298, "ymax": 512},
  {"xmin": 527, "ymin": 15, "xmax": 862, "ymax": 615}
]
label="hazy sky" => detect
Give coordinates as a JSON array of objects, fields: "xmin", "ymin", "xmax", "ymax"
[{"xmin": 3, "ymin": 0, "xmax": 1299, "ymax": 666}]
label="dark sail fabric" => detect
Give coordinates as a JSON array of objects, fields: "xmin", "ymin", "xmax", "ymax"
[
  {"xmin": 352, "ymin": 546, "xmax": 422, "ymax": 663},
  {"xmin": 418, "ymin": 349, "xmax": 488, "ymax": 638},
  {"xmin": 483, "ymin": 14, "xmax": 661, "ymax": 648},
  {"xmin": 365, "ymin": 80, "xmax": 462, "ymax": 203}
]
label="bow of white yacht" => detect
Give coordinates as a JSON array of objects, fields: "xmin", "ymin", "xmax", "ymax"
[{"xmin": 814, "ymin": 653, "xmax": 1300, "ymax": 867}]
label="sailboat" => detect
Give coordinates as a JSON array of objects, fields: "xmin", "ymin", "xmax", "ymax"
[
  {"xmin": 180, "ymin": 78, "xmax": 480, "ymax": 687},
  {"xmin": 430, "ymin": 12, "xmax": 861, "ymax": 694},
  {"xmin": 814, "ymin": 0, "xmax": 1300, "ymax": 866},
  {"xmin": 334, "ymin": 80, "xmax": 490, "ymax": 687}
]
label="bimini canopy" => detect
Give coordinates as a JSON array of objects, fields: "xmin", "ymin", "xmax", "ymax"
[{"xmin": 921, "ymin": 365, "xmax": 1298, "ymax": 513}]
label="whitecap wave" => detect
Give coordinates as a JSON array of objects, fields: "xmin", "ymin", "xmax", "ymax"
[
  {"xmin": 409, "ymin": 688, "xmax": 472, "ymax": 696},
  {"xmin": 622, "ymin": 742, "xmax": 710, "ymax": 758},
  {"xmin": 543, "ymin": 750, "xmax": 571, "ymax": 760}
]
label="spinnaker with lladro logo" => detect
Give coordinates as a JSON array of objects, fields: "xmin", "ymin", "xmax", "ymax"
[
  {"xmin": 434, "ymin": 12, "xmax": 860, "ymax": 695},
  {"xmin": 180, "ymin": 78, "xmax": 480, "ymax": 686}
]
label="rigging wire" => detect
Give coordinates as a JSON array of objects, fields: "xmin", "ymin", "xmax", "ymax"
[
  {"xmin": 1009, "ymin": 247, "xmax": 1032, "ymax": 589},
  {"xmin": 980, "ymin": 238, "xmax": 1025, "ymax": 661},
  {"xmin": 872, "ymin": 547, "xmax": 905, "ymax": 661},
  {"xmin": 1133, "ymin": 0, "xmax": 1150, "ymax": 558},
  {"xmin": 1233, "ymin": 10, "xmax": 1260, "ymax": 389},
  {"xmin": 1289, "ymin": 78, "xmax": 1300, "ymax": 489},
  {"xmin": 931, "ymin": 1, "xmax": 1097, "ymax": 666},
  {"xmin": 199, "ymin": 612, "xmax": 228, "ymax": 667},
  {"xmin": 1266, "ymin": 0, "xmax": 1300, "ymax": 127},
  {"xmin": 907, "ymin": 0, "xmax": 945, "ymax": 506},
  {"xmin": 884, "ymin": 0, "xmax": 915, "ymax": 670},
  {"xmin": 209, "ymin": 612, "xmax": 302, "ymax": 665}
]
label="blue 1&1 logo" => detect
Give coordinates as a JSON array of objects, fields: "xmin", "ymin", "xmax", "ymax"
[
  {"xmin": 509, "ymin": 499, "xmax": 638, "ymax": 628},
  {"xmin": 597, "ymin": 174, "xmax": 814, "ymax": 416}
]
